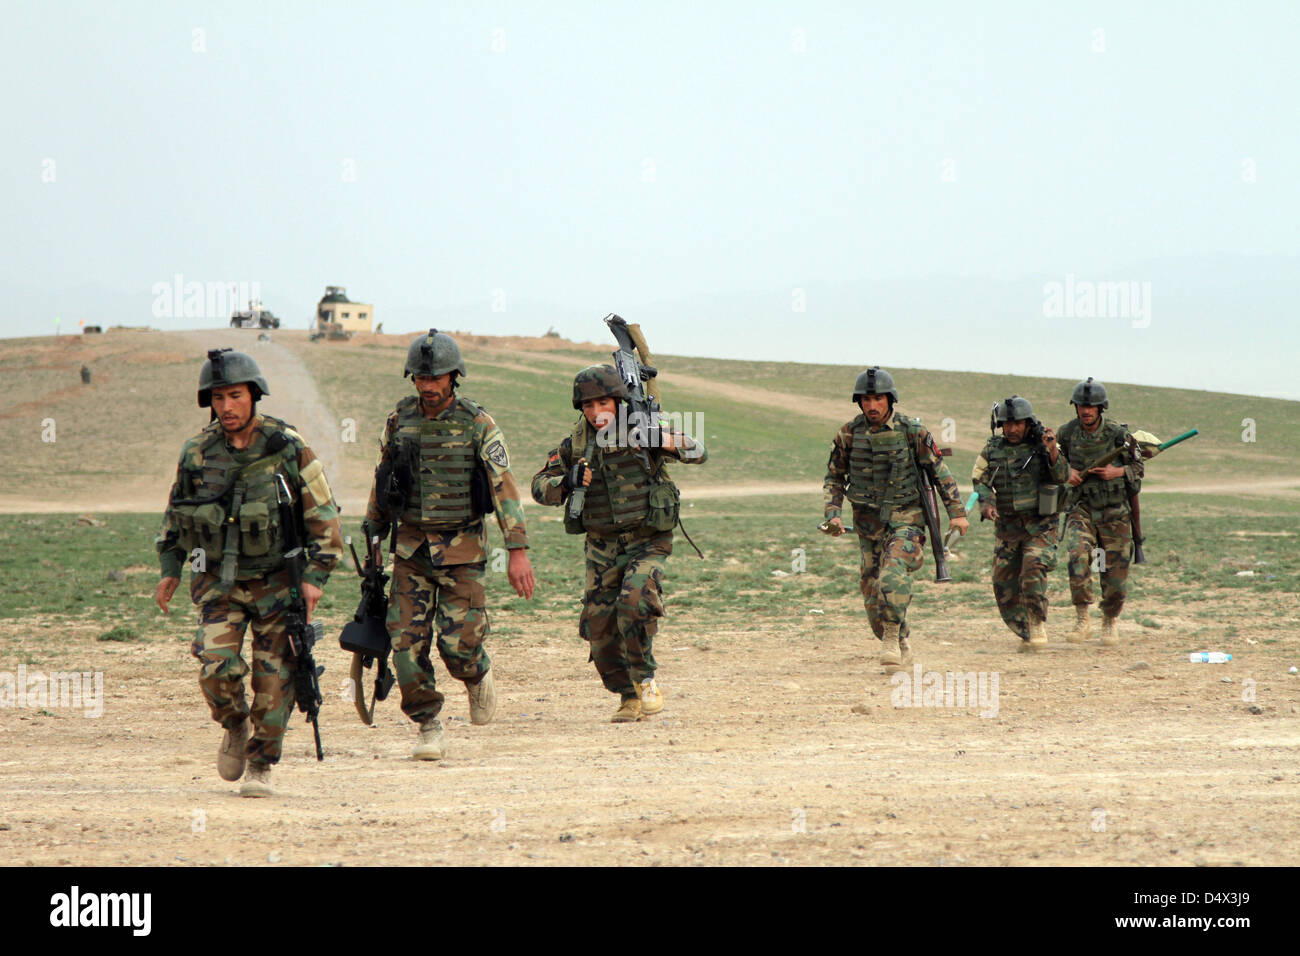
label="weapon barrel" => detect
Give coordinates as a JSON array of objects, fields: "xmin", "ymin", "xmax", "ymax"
[{"xmin": 1156, "ymin": 428, "xmax": 1198, "ymax": 452}]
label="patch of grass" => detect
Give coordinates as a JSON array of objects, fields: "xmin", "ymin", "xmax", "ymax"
[
  {"xmin": 1135, "ymin": 617, "xmax": 1162, "ymax": 629},
  {"xmin": 97, "ymin": 625, "xmax": 140, "ymax": 642}
]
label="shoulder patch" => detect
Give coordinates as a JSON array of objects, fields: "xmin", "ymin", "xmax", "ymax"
[{"xmin": 485, "ymin": 440, "xmax": 509, "ymax": 469}]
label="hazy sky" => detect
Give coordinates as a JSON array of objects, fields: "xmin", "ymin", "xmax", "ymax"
[{"xmin": 4, "ymin": 2, "xmax": 1298, "ymax": 397}]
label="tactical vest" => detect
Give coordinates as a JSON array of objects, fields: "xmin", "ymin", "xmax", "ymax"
[
  {"xmin": 843, "ymin": 414, "xmax": 921, "ymax": 522},
  {"xmin": 393, "ymin": 395, "xmax": 479, "ymax": 532},
  {"xmin": 984, "ymin": 436, "xmax": 1042, "ymax": 517},
  {"xmin": 571, "ymin": 418, "xmax": 657, "ymax": 533},
  {"xmin": 172, "ymin": 416, "xmax": 301, "ymax": 578},
  {"xmin": 1060, "ymin": 418, "xmax": 1130, "ymax": 514}
]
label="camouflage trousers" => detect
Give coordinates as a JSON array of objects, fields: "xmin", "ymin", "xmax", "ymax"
[
  {"xmin": 991, "ymin": 514, "xmax": 1059, "ymax": 639},
  {"xmin": 581, "ymin": 528, "xmax": 672, "ymax": 698},
  {"xmin": 1064, "ymin": 504, "xmax": 1132, "ymax": 617},
  {"xmin": 189, "ymin": 571, "xmax": 296, "ymax": 766},
  {"xmin": 387, "ymin": 543, "xmax": 490, "ymax": 723},
  {"xmin": 852, "ymin": 507, "xmax": 926, "ymax": 641}
]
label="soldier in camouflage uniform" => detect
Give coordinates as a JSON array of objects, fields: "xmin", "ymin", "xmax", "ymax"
[
  {"xmin": 531, "ymin": 366, "xmax": 707, "ymax": 723},
  {"xmin": 1057, "ymin": 377, "xmax": 1144, "ymax": 646},
  {"xmin": 823, "ymin": 367, "xmax": 968, "ymax": 669},
  {"xmin": 155, "ymin": 349, "xmax": 342, "ymax": 797},
  {"xmin": 971, "ymin": 396, "xmax": 1069, "ymax": 649},
  {"xmin": 362, "ymin": 330, "xmax": 535, "ymax": 760}
]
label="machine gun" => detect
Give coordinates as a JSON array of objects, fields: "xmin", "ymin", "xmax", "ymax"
[
  {"xmin": 273, "ymin": 474, "xmax": 325, "ymax": 761},
  {"xmin": 338, "ymin": 535, "xmax": 396, "ymax": 725}
]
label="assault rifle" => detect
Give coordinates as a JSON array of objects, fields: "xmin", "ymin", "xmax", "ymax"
[
  {"xmin": 339, "ymin": 535, "xmax": 396, "ymax": 724},
  {"xmin": 274, "ymin": 474, "xmax": 325, "ymax": 761}
]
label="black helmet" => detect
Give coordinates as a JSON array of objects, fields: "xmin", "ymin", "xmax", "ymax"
[
  {"xmin": 994, "ymin": 395, "xmax": 1035, "ymax": 424},
  {"xmin": 404, "ymin": 329, "xmax": 468, "ymax": 379},
  {"xmin": 851, "ymin": 366, "xmax": 899, "ymax": 405},
  {"xmin": 197, "ymin": 349, "xmax": 270, "ymax": 408},
  {"xmin": 1070, "ymin": 377, "xmax": 1108, "ymax": 409}
]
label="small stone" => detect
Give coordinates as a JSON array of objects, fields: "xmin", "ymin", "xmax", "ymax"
[
  {"xmin": 558, "ymin": 833, "xmax": 574, "ymax": 843},
  {"xmin": 268, "ymin": 851, "xmax": 281, "ymax": 863},
  {"xmin": 1126, "ymin": 661, "xmax": 1151, "ymax": 671},
  {"xmin": 1220, "ymin": 677, "xmax": 1233, "ymax": 684},
  {"xmin": 1194, "ymin": 857, "xmax": 1207, "ymax": 866},
  {"xmin": 1248, "ymin": 705, "xmax": 1264, "ymax": 715},
  {"xmin": 850, "ymin": 703, "xmax": 871, "ymax": 715},
  {"xmin": 107, "ymin": 569, "xmax": 126, "ymax": 582}
]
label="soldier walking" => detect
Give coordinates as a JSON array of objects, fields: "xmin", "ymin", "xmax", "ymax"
[
  {"xmin": 971, "ymin": 396, "xmax": 1069, "ymax": 649},
  {"xmin": 362, "ymin": 330, "xmax": 535, "ymax": 760},
  {"xmin": 155, "ymin": 349, "xmax": 342, "ymax": 797},
  {"xmin": 1057, "ymin": 378, "xmax": 1144, "ymax": 646},
  {"xmin": 823, "ymin": 367, "xmax": 968, "ymax": 669},
  {"xmin": 531, "ymin": 366, "xmax": 707, "ymax": 722}
]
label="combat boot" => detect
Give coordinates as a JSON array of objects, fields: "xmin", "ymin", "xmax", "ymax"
[
  {"xmin": 466, "ymin": 669, "xmax": 497, "ymax": 726},
  {"xmin": 413, "ymin": 717, "xmax": 446, "ymax": 760},
  {"xmin": 898, "ymin": 637, "xmax": 912, "ymax": 664},
  {"xmin": 240, "ymin": 762, "xmax": 272, "ymax": 798},
  {"xmin": 1100, "ymin": 614, "xmax": 1120, "ymax": 646},
  {"xmin": 1067, "ymin": 605, "xmax": 1091, "ymax": 644},
  {"xmin": 218, "ymin": 718, "xmax": 249, "ymax": 782},
  {"xmin": 880, "ymin": 623, "xmax": 903, "ymax": 669},
  {"xmin": 611, "ymin": 696, "xmax": 643, "ymax": 723},
  {"xmin": 1027, "ymin": 616, "xmax": 1048, "ymax": 649},
  {"xmin": 634, "ymin": 677, "xmax": 664, "ymax": 715}
]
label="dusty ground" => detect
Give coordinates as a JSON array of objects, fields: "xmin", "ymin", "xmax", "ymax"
[{"xmin": 3, "ymin": 586, "xmax": 1296, "ymax": 868}]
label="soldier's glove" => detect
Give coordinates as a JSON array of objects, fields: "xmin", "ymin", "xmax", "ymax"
[{"xmin": 562, "ymin": 461, "xmax": 590, "ymax": 492}]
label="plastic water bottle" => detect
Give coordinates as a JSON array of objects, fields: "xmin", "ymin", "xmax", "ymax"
[{"xmin": 1188, "ymin": 652, "xmax": 1232, "ymax": 663}]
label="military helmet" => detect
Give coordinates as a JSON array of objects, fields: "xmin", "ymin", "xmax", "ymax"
[
  {"xmin": 404, "ymin": 328, "xmax": 468, "ymax": 379},
  {"xmin": 851, "ymin": 366, "xmax": 898, "ymax": 405},
  {"xmin": 197, "ymin": 348, "xmax": 269, "ymax": 407},
  {"xmin": 994, "ymin": 394, "xmax": 1035, "ymax": 424},
  {"xmin": 572, "ymin": 364, "xmax": 628, "ymax": 409},
  {"xmin": 1070, "ymin": 376, "xmax": 1108, "ymax": 409}
]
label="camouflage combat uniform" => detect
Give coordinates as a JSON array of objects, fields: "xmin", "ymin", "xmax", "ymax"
[
  {"xmin": 824, "ymin": 411, "xmax": 963, "ymax": 642},
  {"xmin": 1057, "ymin": 417, "xmax": 1143, "ymax": 618},
  {"xmin": 156, "ymin": 414, "xmax": 342, "ymax": 765},
  {"xmin": 531, "ymin": 418, "xmax": 707, "ymax": 703},
  {"xmin": 971, "ymin": 435, "xmax": 1070, "ymax": 639},
  {"xmin": 365, "ymin": 394, "xmax": 529, "ymax": 723}
]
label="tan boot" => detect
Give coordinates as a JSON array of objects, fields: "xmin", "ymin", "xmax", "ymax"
[
  {"xmin": 611, "ymin": 697, "xmax": 643, "ymax": 723},
  {"xmin": 413, "ymin": 717, "xmax": 446, "ymax": 760},
  {"xmin": 218, "ymin": 718, "xmax": 249, "ymax": 782},
  {"xmin": 239, "ymin": 762, "xmax": 272, "ymax": 798},
  {"xmin": 1100, "ymin": 614, "xmax": 1120, "ymax": 646},
  {"xmin": 898, "ymin": 637, "xmax": 912, "ymax": 664},
  {"xmin": 634, "ymin": 678, "xmax": 664, "ymax": 715},
  {"xmin": 466, "ymin": 669, "xmax": 497, "ymax": 725},
  {"xmin": 1067, "ymin": 605, "xmax": 1091, "ymax": 644},
  {"xmin": 880, "ymin": 623, "xmax": 902, "ymax": 669},
  {"xmin": 1027, "ymin": 616, "xmax": 1048, "ymax": 649}
]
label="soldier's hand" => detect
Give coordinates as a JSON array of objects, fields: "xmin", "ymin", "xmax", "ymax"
[
  {"xmin": 660, "ymin": 429, "xmax": 677, "ymax": 452},
  {"xmin": 155, "ymin": 576, "xmax": 180, "ymax": 613},
  {"xmin": 949, "ymin": 516, "xmax": 970, "ymax": 537},
  {"xmin": 303, "ymin": 582, "xmax": 323, "ymax": 618},
  {"xmin": 823, "ymin": 516, "xmax": 845, "ymax": 536},
  {"xmin": 507, "ymin": 549, "xmax": 535, "ymax": 599},
  {"xmin": 1067, "ymin": 468, "xmax": 1084, "ymax": 487},
  {"xmin": 1090, "ymin": 464, "xmax": 1125, "ymax": 481},
  {"xmin": 980, "ymin": 502, "xmax": 997, "ymax": 522},
  {"xmin": 564, "ymin": 460, "xmax": 592, "ymax": 491},
  {"xmin": 1042, "ymin": 427, "xmax": 1058, "ymax": 460}
]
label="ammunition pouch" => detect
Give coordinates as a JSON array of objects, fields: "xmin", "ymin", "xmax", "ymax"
[
  {"xmin": 1038, "ymin": 483, "xmax": 1063, "ymax": 516},
  {"xmin": 563, "ymin": 506, "xmax": 586, "ymax": 535},
  {"xmin": 644, "ymin": 480, "xmax": 680, "ymax": 532},
  {"xmin": 176, "ymin": 502, "xmax": 226, "ymax": 556},
  {"xmin": 237, "ymin": 500, "xmax": 273, "ymax": 556}
]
